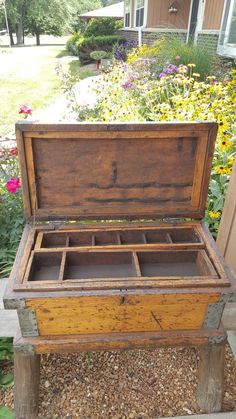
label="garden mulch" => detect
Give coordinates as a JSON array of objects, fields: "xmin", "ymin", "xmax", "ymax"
[{"xmin": 1, "ymin": 344, "xmax": 236, "ymax": 418}]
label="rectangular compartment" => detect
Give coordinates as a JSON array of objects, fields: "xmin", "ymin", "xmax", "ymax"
[
  {"xmin": 144, "ymin": 230, "xmax": 170, "ymax": 243},
  {"xmin": 41, "ymin": 232, "xmax": 68, "ymax": 248},
  {"xmin": 94, "ymin": 231, "xmax": 118, "ymax": 246},
  {"xmin": 68, "ymin": 232, "xmax": 93, "ymax": 247},
  {"xmin": 138, "ymin": 250, "xmax": 217, "ymax": 277},
  {"xmin": 170, "ymin": 228, "xmax": 200, "ymax": 243},
  {"xmin": 64, "ymin": 252, "xmax": 136, "ymax": 279},
  {"xmin": 27, "ymin": 252, "xmax": 62, "ymax": 281},
  {"xmin": 120, "ymin": 231, "xmax": 144, "ymax": 244}
]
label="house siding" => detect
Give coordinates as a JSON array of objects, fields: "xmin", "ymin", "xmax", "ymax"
[
  {"xmin": 196, "ymin": 31, "xmax": 220, "ymax": 53},
  {"xmin": 147, "ymin": 0, "xmax": 191, "ymax": 29},
  {"xmin": 203, "ymin": 0, "xmax": 225, "ymax": 30}
]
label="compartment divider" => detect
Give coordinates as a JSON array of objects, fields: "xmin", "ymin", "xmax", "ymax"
[
  {"xmin": 116, "ymin": 233, "xmax": 121, "ymax": 245},
  {"xmin": 59, "ymin": 252, "xmax": 67, "ymax": 282},
  {"xmin": 35, "ymin": 232, "xmax": 44, "ymax": 249},
  {"xmin": 132, "ymin": 252, "xmax": 141, "ymax": 277},
  {"xmin": 142, "ymin": 233, "xmax": 147, "ymax": 244},
  {"xmin": 166, "ymin": 233, "xmax": 173, "ymax": 243},
  {"xmin": 23, "ymin": 251, "xmax": 35, "ymax": 283},
  {"xmin": 92, "ymin": 235, "xmax": 96, "ymax": 246},
  {"xmin": 65, "ymin": 236, "xmax": 70, "ymax": 247}
]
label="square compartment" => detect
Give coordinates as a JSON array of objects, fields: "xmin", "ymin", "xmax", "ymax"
[
  {"xmin": 69, "ymin": 232, "xmax": 93, "ymax": 247},
  {"xmin": 64, "ymin": 252, "xmax": 136, "ymax": 279},
  {"xmin": 170, "ymin": 228, "xmax": 200, "ymax": 243},
  {"xmin": 137, "ymin": 250, "xmax": 217, "ymax": 277},
  {"xmin": 144, "ymin": 230, "xmax": 169, "ymax": 243},
  {"xmin": 41, "ymin": 232, "xmax": 68, "ymax": 248},
  {"xmin": 27, "ymin": 252, "xmax": 61, "ymax": 281}
]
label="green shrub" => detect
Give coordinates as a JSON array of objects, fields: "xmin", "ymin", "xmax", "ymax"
[
  {"xmin": 77, "ymin": 35, "xmax": 121, "ymax": 64},
  {"xmin": 155, "ymin": 36, "xmax": 216, "ymax": 79},
  {"xmin": 90, "ymin": 50, "xmax": 109, "ymax": 61},
  {"xmin": 84, "ymin": 17, "xmax": 119, "ymax": 37},
  {"xmin": 66, "ymin": 32, "xmax": 82, "ymax": 56}
]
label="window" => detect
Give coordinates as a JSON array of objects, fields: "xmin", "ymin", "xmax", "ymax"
[
  {"xmin": 125, "ymin": 0, "xmax": 131, "ymax": 27},
  {"xmin": 135, "ymin": 0, "xmax": 145, "ymax": 27},
  {"xmin": 218, "ymin": 0, "xmax": 236, "ymax": 58}
]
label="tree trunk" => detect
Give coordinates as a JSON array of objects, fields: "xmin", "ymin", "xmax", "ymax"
[
  {"xmin": 36, "ymin": 32, "xmax": 40, "ymax": 46},
  {"xmin": 15, "ymin": 15, "xmax": 24, "ymax": 45},
  {"xmin": 9, "ymin": 30, "xmax": 14, "ymax": 46}
]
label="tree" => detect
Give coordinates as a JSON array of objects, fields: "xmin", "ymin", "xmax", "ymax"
[
  {"xmin": 0, "ymin": 0, "xmax": 28, "ymax": 45},
  {"xmin": 0, "ymin": 0, "xmax": 77, "ymax": 45},
  {"xmin": 101, "ymin": 0, "xmax": 121, "ymax": 6},
  {"xmin": 71, "ymin": 0, "xmax": 102, "ymax": 33},
  {"xmin": 24, "ymin": 0, "xmax": 77, "ymax": 45}
]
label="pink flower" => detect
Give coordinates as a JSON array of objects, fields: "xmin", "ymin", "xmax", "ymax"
[
  {"xmin": 8, "ymin": 147, "xmax": 18, "ymax": 157},
  {"xmin": 175, "ymin": 55, "xmax": 180, "ymax": 60},
  {"xmin": 19, "ymin": 104, "xmax": 32, "ymax": 116},
  {"xmin": 6, "ymin": 177, "xmax": 21, "ymax": 193}
]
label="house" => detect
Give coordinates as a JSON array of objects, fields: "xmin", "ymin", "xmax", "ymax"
[
  {"xmin": 121, "ymin": 0, "xmax": 236, "ymax": 57},
  {"xmin": 80, "ymin": 2, "xmax": 124, "ymax": 21}
]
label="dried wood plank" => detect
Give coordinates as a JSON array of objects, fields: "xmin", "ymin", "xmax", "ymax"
[
  {"xmin": 197, "ymin": 340, "xmax": 226, "ymax": 412},
  {"xmin": 14, "ymin": 346, "xmax": 40, "ymax": 419}
]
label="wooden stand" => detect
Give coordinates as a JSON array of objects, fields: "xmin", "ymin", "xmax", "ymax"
[{"xmin": 13, "ymin": 329, "xmax": 227, "ymax": 419}]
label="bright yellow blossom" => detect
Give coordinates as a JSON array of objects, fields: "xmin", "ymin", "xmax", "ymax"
[{"xmin": 209, "ymin": 211, "xmax": 221, "ymax": 219}]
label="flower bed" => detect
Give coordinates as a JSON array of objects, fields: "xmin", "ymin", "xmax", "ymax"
[{"xmin": 73, "ymin": 52, "xmax": 236, "ymax": 236}]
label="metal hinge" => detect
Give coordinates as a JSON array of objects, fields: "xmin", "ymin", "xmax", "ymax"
[
  {"xmin": 49, "ymin": 220, "xmax": 67, "ymax": 229},
  {"xmin": 17, "ymin": 309, "xmax": 39, "ymax": 337},
  {"xmin": 203, "ymin": 302, "xmax": 225, "ymax": 329}
]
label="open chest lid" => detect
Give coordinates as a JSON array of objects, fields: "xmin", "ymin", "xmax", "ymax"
[{"xmin": 16, "ymin": 121, "xmax": 217, "ymax": 221}]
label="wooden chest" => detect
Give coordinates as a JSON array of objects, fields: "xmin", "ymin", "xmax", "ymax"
[{"xmin": 4, "ymin": 121, "xmax": 236, "ymax": 339}]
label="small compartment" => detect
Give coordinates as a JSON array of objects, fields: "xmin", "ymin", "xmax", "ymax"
[
  {"xmin": 120, "ymin": 231, "xmax": 144, "ymax": 244},
  {"xmin": 27, "ymin": 252, "xmax": 62, "ymax": 281},
  {"xmin": 170, "ymin": 228, "xmax": 200, "ymax": 243},
  {"xmin": 94, "ymin": 231, "xmax": 118, "ymax": 246},
  {"xmin": 138, "ymin": 250, "xmax": 217, "ymax": 277},
  {"xmin": 41, "ymin": 232, "xmax": 68, "ymax": 248},
  {"xmin": 64, "ymin": 252, "xmax": 136, "ymax": 279},
  {"xmin": 144, "ymin": 230, "xmax": 169, "ymax": 243},
  {"xmin": 69, "ymin": 232, "xmax": 94, "ymax": 247}
]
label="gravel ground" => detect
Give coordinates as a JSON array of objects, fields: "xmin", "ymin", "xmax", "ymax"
[{"xmin": 1, "ymin": 344, "xmax": 236, "ymax": 418}]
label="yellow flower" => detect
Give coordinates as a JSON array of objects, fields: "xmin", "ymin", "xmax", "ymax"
[
  {"xmin": 209, "ymin": 211, "xmax": 221, "ymax": 219},
  {"xmin": 188, "ymin": 63, "xmax": 196, "ymax": 67},
  {"xmin": 193, "ymin": 73, "xmax": 200, "ymax": 78},
  {"xmin": 228, "ymin": 156, "xmax": 235, "ymax": 166},
  {"xmin": 215, "ymin": 166, "xmax": 226, "ymax": 174},
  {"xmin": 219, "ymin": 138, "xmax": 231, "ymax": 150}
]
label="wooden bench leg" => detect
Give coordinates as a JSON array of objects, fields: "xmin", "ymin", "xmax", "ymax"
[
  {"xmin": 197, "ymin": 335, "xmax": 226, "ymax": 413},
  {"xmin": 14, "ymin": 347, "xmax": 40, "ymax": 419}
]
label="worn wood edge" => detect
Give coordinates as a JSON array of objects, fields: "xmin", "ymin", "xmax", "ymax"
[
  {"xmin": 15, "ymin": 121, "xmax": 218, "ymax": 133},
  {"xmin": 16, "ymin": 127, "xmax": 32, "ymax": 219},
  {"xmin": 3, "ymin": 223, "xmax": 33, "ymax": 306},
  {"xmin": 14, "ymin": 278, "xmax": 228, "ymax": 293},
  {"xmin": 217, "ymin": 157, "xmax": 236, "ymax": 256},
  {"xmin": 201, "ymin": 223, "xmax": 236, "ymax": 300},
  {"xmin": 13, "ymin": 328, "xmax": 226, "ymax": 355}
]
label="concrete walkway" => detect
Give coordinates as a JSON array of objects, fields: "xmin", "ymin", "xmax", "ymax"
[
  {"xmin": 0, "ymin": 278, "xmax": 19, "ymax": 337},
  {"xmin": 159, "ymin": 414, "xmax": 236, "ymax": 419},
  {"xmin": 35, "ymin": 75, "xmax": 99, "ymax": 122}
]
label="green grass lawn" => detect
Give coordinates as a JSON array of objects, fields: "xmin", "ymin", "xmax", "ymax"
[{"xmin": 0, "ymin": 45, "xmax": 97, "ymax": 136}]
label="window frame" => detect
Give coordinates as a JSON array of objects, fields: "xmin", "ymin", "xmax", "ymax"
[
  {"xmin": 217, "ymin": 0, "xmax": 236, "ymax": 58},
  {"xmin": 135, "ymin": 0, "xmax": 146, "ymax": 28},
  {"xmin": 124, "ymin": 0, "xmax": 132, "ymax": 28}
]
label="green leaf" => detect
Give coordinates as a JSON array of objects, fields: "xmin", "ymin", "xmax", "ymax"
[
  {"xmin": 0, "ymin": 405, "xmax": 15, "ymax": 419},
  {"xmin": 0, "ymin": 372, "xmax": 14, "ymax": 388}
]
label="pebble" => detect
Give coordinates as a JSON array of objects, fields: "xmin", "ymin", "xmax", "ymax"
[{"xmin": 0, "ymin": 346, "xmax": 236, "ymax": 417}]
